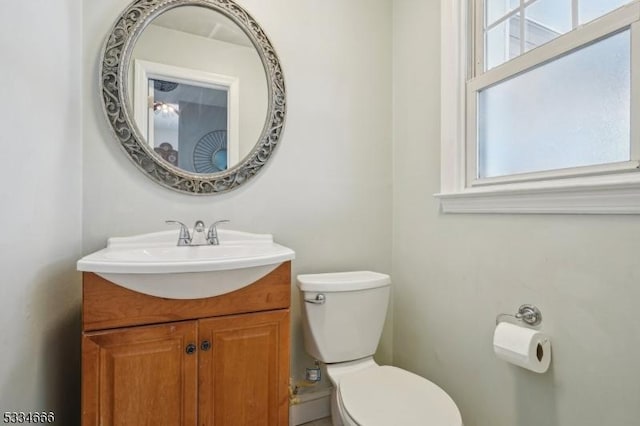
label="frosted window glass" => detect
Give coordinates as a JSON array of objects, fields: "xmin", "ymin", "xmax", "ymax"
[
  {"xmin": 579, "ymin": 0, "xmax": 632, "ymax": 25},
  {"xmin": 478, "ymin": 30, "xmax": 630, "ymax": 179}
]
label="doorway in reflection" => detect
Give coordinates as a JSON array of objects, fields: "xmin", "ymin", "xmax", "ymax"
[{"xmin": 149, "ymin": 78, "xmax": 228, "ymax": 172}]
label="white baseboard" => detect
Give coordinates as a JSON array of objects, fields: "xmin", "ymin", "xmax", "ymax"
[{"xmin": 289, "ymin": 387, "xmax": 332, "ymax": 426}]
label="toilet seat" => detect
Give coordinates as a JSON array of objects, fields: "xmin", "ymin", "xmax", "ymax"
[{"xmin": 337, "ymin": 366, "xmax": 462, "ymax": 426}]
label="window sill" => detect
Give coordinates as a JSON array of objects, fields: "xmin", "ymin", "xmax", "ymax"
[{"xmin": 435, "ymin": 173, "xmax": 640, "ymax": 214}]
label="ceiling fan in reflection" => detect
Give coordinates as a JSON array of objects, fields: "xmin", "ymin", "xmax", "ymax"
[{"xmin": 153, "ymin": 101, "xmax": 180, "ymax": 116}]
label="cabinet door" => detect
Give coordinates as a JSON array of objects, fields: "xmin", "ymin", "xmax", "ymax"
[
  {"xmin": 198, "ymin": 310, "xmax": 290, "ymax": 426},
  {"xmin": 82, "ymin": 321, "xmax": 198, "ymax": 426}
]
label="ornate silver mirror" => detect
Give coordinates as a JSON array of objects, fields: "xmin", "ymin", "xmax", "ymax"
[{"xmin": 100, "ymin": 0, "xmax": 285, "ymax": 194}]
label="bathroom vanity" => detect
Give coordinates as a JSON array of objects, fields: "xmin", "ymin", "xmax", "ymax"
[
  {"xmin": 85, "ymin": 0, "xmax": 294, "ymax": 419},
  {"xmin": 81, "ymin": 262, "xmax": 291, "ymax": 425}
]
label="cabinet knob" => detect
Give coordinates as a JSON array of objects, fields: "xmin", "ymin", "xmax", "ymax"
[
  {"xmin": 185, "ymin": 343, "xmax": 197, "ymax": 355},
  {"xmin": 200, "ymin": 340, "xmax": 211, "ymax": 351}
]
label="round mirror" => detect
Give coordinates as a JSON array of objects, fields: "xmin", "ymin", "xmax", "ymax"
[{"xmin": 100, "ymin": 0, "xmax": 286, "ymax": 194}]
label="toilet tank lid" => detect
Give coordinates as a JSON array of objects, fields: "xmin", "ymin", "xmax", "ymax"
[{"xmin": 297, "ymin": 271, "xmax": 390, "ymax": 292}]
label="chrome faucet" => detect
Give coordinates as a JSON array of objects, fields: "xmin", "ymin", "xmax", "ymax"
[
  {"xmin": 208, "ymin": 220, "xmax": 230, "ymax": 246},
  {"xmin": 166, "ymin": 219, "xmax": 230, "ymax": 246},
  {"xmin": 165, "ymin": 220, "xmax": 191, "ymax": 246},
  {"xmin": 190, "ymin": 220, "xmax": 208, "ymax": 245}
]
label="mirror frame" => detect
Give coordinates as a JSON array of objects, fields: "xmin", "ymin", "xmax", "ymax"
[{"xmin": 100, "ymin": 0, "xmax": 286, "ymax": 194}]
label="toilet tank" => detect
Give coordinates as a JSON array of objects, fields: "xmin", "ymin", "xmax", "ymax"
[{"xmin": 297, "ymin": 271, "xmax": 391, "ymax": 363}]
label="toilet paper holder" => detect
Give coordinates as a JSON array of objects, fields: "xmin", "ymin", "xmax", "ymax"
[{"xmin": 496, "ymin": 304, "xmax": 542, "ymax": 327}]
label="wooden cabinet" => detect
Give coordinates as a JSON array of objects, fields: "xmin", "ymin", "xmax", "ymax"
[
  {"xmin": 82, "ymin": 322, "xmax": 198, "ymax": 425},
  {"xmin": 198, "ymin": 311, "xmax": 289, "ymax": 425},
  {"xmin": 81, "ymin": 262, "xmax": 291, "ymax": 426}
]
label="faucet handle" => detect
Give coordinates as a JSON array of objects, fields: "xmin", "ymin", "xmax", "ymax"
[
  {"xmin": 207, "ymin": 219, "xmax": 230, "ymax": 245},
  {"xmin": 166, "ymin": 220, "xmax": 191, "ymax": 246}
]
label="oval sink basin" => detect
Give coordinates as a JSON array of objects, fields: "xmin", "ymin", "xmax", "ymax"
[{"xmin": 77, "ymin": 229, "xmax": 295, "ymax": 299}]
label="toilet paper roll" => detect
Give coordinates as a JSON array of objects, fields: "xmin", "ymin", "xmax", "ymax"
[{"xmin": 493, "ymin": 322, "xmax": 551, "ymax": 373}]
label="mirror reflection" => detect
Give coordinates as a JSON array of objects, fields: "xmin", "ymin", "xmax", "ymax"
[{"xmin": 128, "ymin": 6, "xmax": 269, "ymax": 174}]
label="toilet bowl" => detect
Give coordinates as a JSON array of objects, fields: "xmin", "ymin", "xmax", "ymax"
[{"xmin": 297, "ymin": 271, "xmax": 462, "ymax": 426}]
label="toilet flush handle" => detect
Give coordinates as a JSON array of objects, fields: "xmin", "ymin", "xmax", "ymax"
[{"xmin": 304, "ymin": 294, "xmax": 326, "ymax": 305}]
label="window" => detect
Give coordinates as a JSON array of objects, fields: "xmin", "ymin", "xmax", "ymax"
[
  {"xmin": 476, "ymin": 30, "xmax": 631, "ymax": 181},
  {"xmin": 438, "ymin": 1, "xmax": 640, "ymax": 213},
  {"xmin": 483, "ymin": 0, "xmax": 631, "ymax": 70}
]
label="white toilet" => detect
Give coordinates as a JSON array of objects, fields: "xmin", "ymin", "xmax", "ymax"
[{"xmin": 297, "ymin": 271, "xmax": 462, "ymax": 426}]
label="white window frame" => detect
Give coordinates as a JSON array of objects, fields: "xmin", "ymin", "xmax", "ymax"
[{"xmin": 437, "ymin": 0, "xmax": 640, "ymax": 214}]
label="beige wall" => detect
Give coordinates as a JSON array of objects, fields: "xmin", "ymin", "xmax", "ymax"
[
  {"xmin": 0, "ymin": 1, "xmax": 83, "ymax": 423},
  {"xmin": 392, "ymin": 1, "xmax": 640, "ymax": 425},
  {"xmin": 82, "ymin": 0, "xmax": 393, "ymax": 386}
]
